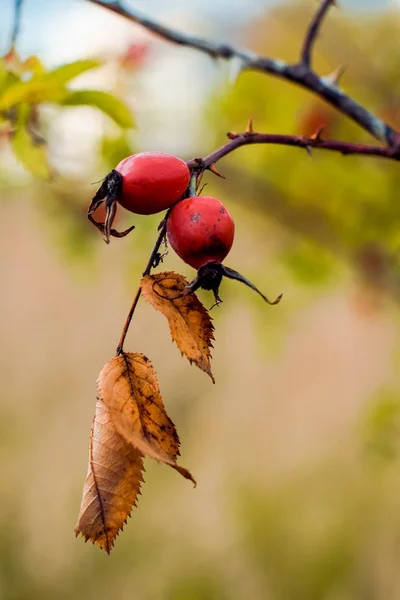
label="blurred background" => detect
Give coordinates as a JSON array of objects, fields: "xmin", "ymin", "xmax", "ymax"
[{"xmin": 2, "ymin": 0, "xmax": 400, "ymax": 599}]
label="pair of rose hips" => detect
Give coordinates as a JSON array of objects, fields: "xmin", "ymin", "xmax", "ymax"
[{"xmin": 90, "ymin": 151, "xmax": 281, "ymax": 305}]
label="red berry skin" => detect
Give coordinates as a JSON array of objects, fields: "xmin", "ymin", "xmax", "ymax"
[
  {"xmin": 167, "ymin": 196, "xmax": 235, "ymax": 270},
  {"xmin": 115, "ymin": 152, "xmax": 190, "ymax": 215}
]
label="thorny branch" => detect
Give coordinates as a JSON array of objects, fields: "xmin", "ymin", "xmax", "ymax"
[
  {"xmin": 300, "ymin": 0, "xmax": 335, "ymax": 68},
  {"xmin": 87, "ymin": 0, "xmax": 400, "ymax": 149},
  {"xmin": 116, "ymin": 217, "xmax": 168, "ymax": 355},
  {"xmin": 89, "ymin": 0, "xmax": 400, "ymax": 351},
  {"xmin": 188, "ymin": 127, "xmax": 400, "ymax": 173}
]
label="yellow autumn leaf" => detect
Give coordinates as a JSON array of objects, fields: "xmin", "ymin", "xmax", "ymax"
[
  {"xmin": 141, "ymin": 272, "xmax": 215, "ymax": 382},
  {"xmin": 75, "ymin": 399, "xmax": 144, "ymax": 554},
  {"xmin": 98, "ymin": 352, "xmax": 195, "ymax": 484}
]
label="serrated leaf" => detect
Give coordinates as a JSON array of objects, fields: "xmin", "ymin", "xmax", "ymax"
[
  {"xmin": 98, "ymin": 352, "xmax": 195, "ymax": 484},
  {"xmin": 61, "ymin": 90, "xmax": 134, "ymax": 128},
  {"xmin": 141, "ymin": 272, "xmax": 215, "ymax": 382},
  {"xmin": 75, "ymin": 399, "xmax": 145, "ymax": 554},
  {"xmin": 49, "ymin": 59, "xmax": 101, "ymax": 84},
  {"xmin": 11, "ymin": 105, "xmax": 50, "ymax": 178}
]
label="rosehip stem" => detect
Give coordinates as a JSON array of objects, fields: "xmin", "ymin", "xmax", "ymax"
[{"xmin": 116, "ymin": 216, "xmax": 168, "ymax": 355}]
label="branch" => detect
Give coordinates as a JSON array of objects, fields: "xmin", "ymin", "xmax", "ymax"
[
  {"xmin": 187, "ymin": 129, "xmax": 400, "ymax": 173},
  {"xmin": 10, "ymin": 0, "xmax": 24, "ymax": 47},
  {"xmin": 86, "ymin": 0, "xmax": 400, "ymax": 150},
  {"xmin": 301, "ymin": 0, "xmax": 335, "ymax": 67}
]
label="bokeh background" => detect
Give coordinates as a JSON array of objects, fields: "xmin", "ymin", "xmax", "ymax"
[{"xmin": 2, "ymin": 1, "xmax": 400, "ymax": 599}]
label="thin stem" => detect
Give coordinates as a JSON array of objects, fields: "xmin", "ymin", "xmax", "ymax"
[
  {"xmin": 115, "ymin": 218, "xmax": 168, "ymax": 355},
  {"xmin": 86, "ymin": 0, "xmax": 400, "ymax": 149},
  {"xmin": 187, "ymin": 131, "xmax": 400, "ymax": 173},
  {"xmin": 301, "ymin": 0, "xmax": 335, "ymax": 67},
  {"xmin": 11, "ymin": 0, "xmax": 23, "ymax": 47}
]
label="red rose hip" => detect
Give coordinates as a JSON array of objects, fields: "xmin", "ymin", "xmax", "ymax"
[
  {"xmin": 89, "ymin": 151, "xmax": 191, "ymax": 243},
  {"xmin": 116, "ymin": 152, "xmax": 190, "ymax": 215},
  {"xmin": 167, "ymin": 196, "xmax": 235, "ymax": 269}
]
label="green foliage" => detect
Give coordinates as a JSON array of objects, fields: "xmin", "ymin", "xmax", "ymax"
[
  {"xmin": 362, "ymin": 390, "xmax": 400, "ymax": 461},
  {"xmin": 0, "ymin": 51, "xmax": 134, "ymax": 178},
  {"xmin": 61, "ymin": 90, "xmax": 135, "ymax": 129},
  {"xmin": 10, "ymin": 104, "xmax": 51, "ymax": 178},
  {"xmin": 280, "ymin": 239, "xmax": 339, "ymax": 286},
  {"xmin": 47, "ymin": 59, "xmax": 101, "ymax": 85},
  {"xmin": 206, "ymin": 3, "xmax": 400, "ymax": 287},
  {"xmin": 100, "ymin": 133, "xmax": 133, "ymax": 170}
]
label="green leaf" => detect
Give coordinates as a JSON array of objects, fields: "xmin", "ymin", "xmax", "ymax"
[
  {"xmin": 61, "ymin": 90, "xmax": 134, "ymax": 128},
  {"xmin": 0, "ymin": 77, "xmax": 66, "ymax": 110},
  {"xmin": 0, "ymin": 58, "xmax": 19, "ymax": 95},
  {"xmin": 21, "ymin": 55, "xmax": 46, "ymax": 76},
  {"xmin": 0, "ymin": 59, "xmax": 101, "ymax": 110},
  {"xmin": 11, "ymin": 104, "xmax": 51, "ymax": 179},
  {"xmin": 100, "ymin": 133, "xmax": 133, "ymax": 169},
  {"xmin": 49, "ymin": 59, "xmax": 102, "ymax": 85}
]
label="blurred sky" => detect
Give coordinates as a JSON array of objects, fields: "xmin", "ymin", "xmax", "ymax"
[{"xmin": 0, "ymin": 0, "xmax": 394, "ymax": 61}]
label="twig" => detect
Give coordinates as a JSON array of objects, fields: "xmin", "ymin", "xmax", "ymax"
[
  {"xmin": 301, "ymin": 0, "xmax": 335, "ymax": 67},
  {"xmin": 116, "ymin": 217, "xmax": 167, "ymax": 355},
  {"xmin": 10, "ymin": 0, "xmax": 24, "ymax": 47},
  {"xmin": 187, "ymin": 131, "xmax": 400, "ymax": 172},
  {"xmin": 86, "ymin": 0, "xmax": 400, "ymax": 149}
]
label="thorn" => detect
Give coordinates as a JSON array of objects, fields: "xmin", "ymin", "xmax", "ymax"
[
  {"xmin": 305, "ymin": 145, "xmax": 313, "ymax": 158},
  {"xmin": 310, "ymin": 125, "xmax": 325, "ymax": 141},
  {"xmin": 227, "ymin": 131, "xmax": 239, "ymax": 140},
  {"xmin": 195, "ymin": 170, "xmax": 205, "ymax": 191},
  {"xmin": 323, "ymin": 64, "xmax": 346, "ymax": 87},
  {"xmin": 246, "ymin": 116, "xmax": 254, "ymax": 134},
  {"xmin": 208, "ymin": 163, "xmax": 225, "ymax": 178}
]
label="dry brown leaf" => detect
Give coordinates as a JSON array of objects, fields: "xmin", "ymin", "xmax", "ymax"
[
  {"xmin": 99, "ymin": 352, "xmax": 195, "ymax": 485},
  {"xmin": 75, "ymin": 399, "xmax": 144, "ymax": 554},
  {"xmin": 141, "ymin": 272, "xmax": 215, "ymax": 382}
]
